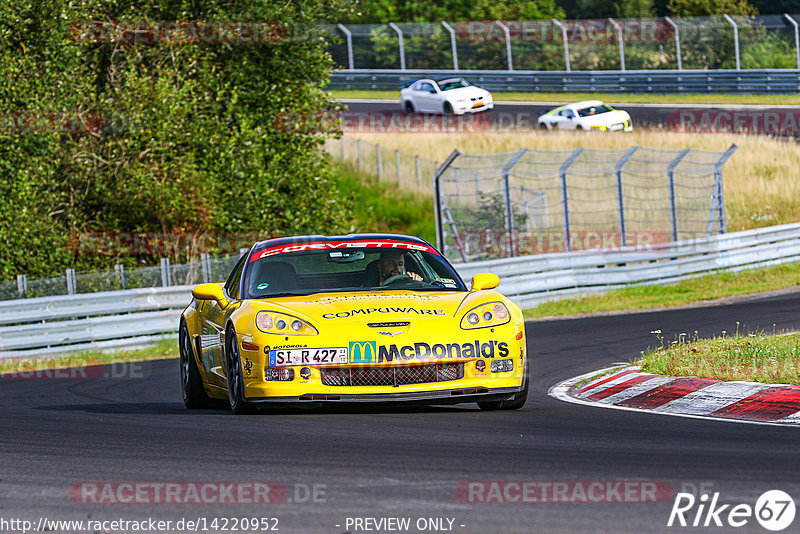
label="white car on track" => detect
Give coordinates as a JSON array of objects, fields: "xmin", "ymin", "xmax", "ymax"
[
  {"xmin": 538, "ymin": 100, "xmax": 632, "ymax": 132},
  {"xmin": 400, "ymin": 78, "xmax": 493, "ymax": 115}
]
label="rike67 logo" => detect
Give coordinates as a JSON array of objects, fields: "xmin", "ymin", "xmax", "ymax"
[{"xmin": 668, "ymin": 490, "xmax": 795, "ymax": 531}]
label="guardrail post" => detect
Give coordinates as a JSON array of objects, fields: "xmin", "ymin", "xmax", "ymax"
[
  {"xmin": 723, "ymin": 14, "xmax": 741, "ymax": 71},
  {"xmin": 415, "ymin": 155, "xmax": 422, "ymax": 189},
  {"xmin": 560, "ymin": 148, "xmax": 584, "ymax": 252},
  {"xmin": 667, "ymin": 148, "xmax": 691, "ymax": 242},
  {"xmin": 713, "ymin": 144, "xmax": 737, "ymax": 234},
  {"xmin": 160, "ymin": 258, "xmax": 171, "ymax": 287},
  {"xmin": 66, "ymin": 268, "xmax": 76, "ymax": 295},
  {"xmin": 201, "ymin": 253, "xmax": 211, "ymax": 283},
  {"xmin": 615, "ymin": 146, "xmax": 639, "ymax": 247},
  {"xmin": 552, "ymin": 19, "xmax": 571, "ymax": 71},
  {"xmin": 664, "ymin": 17, "xmax": 682, "ymax": 71},
  {"xmin": 17, "ymin": 274, "xmax": 26, "ymax": 297},
  {"xmin": 608, "ymin": 18, "xmax": 625, "ymax": 71},
  {"xmin": 433, "ymin": 149, "xmax": 462, "ymax": 253},
  {"xmin": 785, "ymin": 15, "xmax": 800, "ymax": 69},
  {"xmin": 501, "ymin": 148, "xmax": 529, "ymax": 257},
  {"xmin": 441, "ymin": 21, "xmax": 459, "ymax": 70},
  {"xmin": 337, "ymin": 24, "xmax": 354, "ymax": 70},
  {"xmin": 396, "ymin": 150, "xmax": 402, "ymax": 185},
  {"xmin": 115, "ymin": 263, "xmax": 126, "ymax": 289},
  {"xmin": 340, "ymin": 137, "xmax": 345, "ymax": 159},
  {"xmin": 376, "ymin": 145, "xmax": 383, "ymax": 181},
  {"xmin": 495, "ymin": 20, "xmax": 513, "ymax": 70},
  {"xmin": 357, "ymin": 139, "xmax": 363, "ymax": 169},
  {"xmin": 388, "ymin": 23, "xmax": 406, "ymax": 70}
]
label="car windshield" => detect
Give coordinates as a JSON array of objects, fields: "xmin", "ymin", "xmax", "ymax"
[
  {"xmin": 243, "ymin": 243, "xmax": 467, "ymax": 299},
  {"xmin": 437, "ymin": 79, "xmax": 470, "ymax": 91},
  {"xmin": 577, "ymin": 104, "xmax": 613, "ymax": 117}
]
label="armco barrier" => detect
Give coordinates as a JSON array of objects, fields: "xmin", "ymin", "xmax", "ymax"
[
  {"xmin": 1, "ymin": 223, "xmax": 799, "ymax": 357},
  {"xmin": 328, "ymin": 69, "xmax": 800, "ymax": 94}
]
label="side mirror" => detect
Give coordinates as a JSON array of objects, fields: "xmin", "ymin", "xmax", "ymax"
[
  {"xmin": 192, "ymin": 283, "xmax": 229, "ymax": 308},
  {"xmin": 471, "ymin": 273, "xmax": 500, "ymax": 291}
]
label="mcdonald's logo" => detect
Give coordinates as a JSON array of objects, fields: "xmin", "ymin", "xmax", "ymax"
[{"xmin": 349, "ymin": 341, "xmax": 376, "ymax": 363}]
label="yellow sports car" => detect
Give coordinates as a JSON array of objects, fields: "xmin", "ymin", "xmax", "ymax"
[{"xmin": 179, "ymin": 234, "xmax": 527, "ymax": 413}]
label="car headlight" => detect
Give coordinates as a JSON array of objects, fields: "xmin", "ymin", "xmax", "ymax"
[
  {"xmin": 456, "ymin": 99, "xmax": 468, "ymax": 104},
  {"xmin": 460, "ymin": 302, "xmax": 510, "ymax": 330},
  {"xmin": 256, "ymin": 311, "xmax": 317, "ymax": 335}
]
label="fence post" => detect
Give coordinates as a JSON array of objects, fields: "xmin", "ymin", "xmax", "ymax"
[
  {"xmin": 388, "ymin": 23, "xmax": 406, "ymax": 70},
  {"xmin": 723, "ymin": 15, "xmax": 741, "ymax": 70},
  {"xmin": 376, "ymin": 145, "xmax": 383, "ymax": 181},
  {"xmin": 560, "ymin": 148, "xmax": 584, "ymax": 252},
  {"xmin": 415, "ymin": 155, "xmax": 422, "ymax": 189},
  {"xmin": 441, "ymin": 21, "xmax": 459, "ymax": 70},
  {"xmin": 160, "ymin": 258, "xmax": 171, "ymax": 287},
  {"xmin": 115, "ymin": 263, "xmax": 126, "ymax": 289},
  {"xmin": 357, "ymin": 139, "xmax": 363, "ymax": 169},
  {"xmin": 501, "ymin": 148, "xmax": 529, "ymax": 257},
  {"xmin": 495, "ymin": 20, "xmax": 513, "ymax": 70},
  {"xmin": 340, "ymin": 137, "xmax": 345, "ymax": 159},
  {"xmin": 552, "ymin": 19, "xmax": 571, "ymax": 72},
  {"xmin": 608, "ymin": 18, "xmax": 625, "ymax": 71},
  {"xmin": 201, "ymin": 253, "xmax": 211, "ymax": 283},
  {"xmin": 433, "ymin": 150, "xmax": 462, "ymax": 253},
  {"xmin": 664, "ymin": 17, "xmax": 682, "ymax": 70},
  {"xmin": 667, "ymin": 148, "xmax": 691, "ymax": 242},
  {"xmin": 785, "ymin": 14, "xmax": 800, "ymax": 69},
  {"xmin": 615, "ymin": 146, "xmax": 639, "ymax": 247},
  {"xmin": 713, "ymin": 144, "xmax": 737, "ymax": 234},
  {"xmin": 396, "ymin": 150, "xmax": 402, "ymax": 185},
  {"xmin": 17, "ymin": 274, "xmax": 26, "ymax": 297},
  {"xmin": 66, "ymin": 268, "xmax": 76, "ymax": 295},
  {"xmin": 337, "ymin": 24, "xmax": 354, "ymax": 69}
]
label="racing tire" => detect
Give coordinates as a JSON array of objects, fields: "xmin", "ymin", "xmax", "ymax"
[
  {"xmin": 180, "ymin": 321, "xmax": 214, "ymax": 409},
  {"xmin": 538, "ymin": 123, "xmax": 549, "ymax": 130},
  {"xmin": 477, "ymin": 367, "xmax": 529, "ymax": 411},
  {"xmin": 404, "ymin": 101, "xmax": 415, "ymax": 113},
  {"xmin": 225, "ymin": 326, "xmax": 254, "ymax": 414},
  {"xmin": 443, "ymin": 101, "xmax": 453, "ymax": 114}
]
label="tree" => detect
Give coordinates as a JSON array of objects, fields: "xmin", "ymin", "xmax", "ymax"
[{"xmin": 667, "ymin": 0, "xmax": 757, "ymax": 16}]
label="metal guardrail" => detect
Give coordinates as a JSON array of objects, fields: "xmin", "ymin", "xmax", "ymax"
[
  {"xmin": 1, "ymin": 223, "xmax": 799, "ymax": 358},
  {"xmin": 328, "ymin": 69, "xmax": 800, "ymax": 94}
]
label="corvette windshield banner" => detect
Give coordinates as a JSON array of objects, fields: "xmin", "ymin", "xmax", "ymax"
[{"xmin": 250, "ymin": 240, "xmax": 438, "ymax": 262}]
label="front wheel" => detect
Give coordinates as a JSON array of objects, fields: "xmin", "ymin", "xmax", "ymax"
[
  {"xmin": 180, "ymin": 321, "xmax": 213, "ymax": 409},
  {"xmin": 404, "ymin": 101, "xmax": 415, "ymax": 112},
  {"xmin": 225, "ymin": 326, "xmax": 253, "ymax": 414},
  {"xmin": 477, "ymin": 367, "xmax": 529, "ymax": 411},
  {"xmin": 443, "ymin": 101, "xmax": 453, "ymax": 114}
]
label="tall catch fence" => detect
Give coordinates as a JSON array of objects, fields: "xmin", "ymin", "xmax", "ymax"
[
  {"xmin": 434, "ymin": 145, "xmax": 737, "ymax": 262},
  {"xmin": 327, "ymin": 15, "xmax": 800, "ymax": 72}
]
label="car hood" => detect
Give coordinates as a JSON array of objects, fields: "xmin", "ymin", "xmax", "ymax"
[
  {"xmin": 248, "ymin": 290, "xmax": 493, "ymax": 324},
  {"xmin": 580, "ymin": 110, "xmax": 630, "ymax": 125},
  {"xmin": 442, "ymin": 87, "xmax": 490, "ymax": 100}
]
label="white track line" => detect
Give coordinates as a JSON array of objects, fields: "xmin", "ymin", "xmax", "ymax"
[{"xmin": 548, "ymin": 367, "xmax": 800, "ymax": 428}]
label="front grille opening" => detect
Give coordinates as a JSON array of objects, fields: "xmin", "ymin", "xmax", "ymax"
[{"xmin": 321, "ymin": 362, "xmax": 463, "ymax": 387}]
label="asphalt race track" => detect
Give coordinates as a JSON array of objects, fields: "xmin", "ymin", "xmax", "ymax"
[
  {"xmin": 341, "ymin": 99, "xmax": 800, "ymax": 129},
  {"xmin": 3, "ymin": 292, "xmax": 800, "ymax": 533}
]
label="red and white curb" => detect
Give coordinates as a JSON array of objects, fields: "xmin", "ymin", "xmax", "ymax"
[{"xmin": 549, "ymin": 366, "xmax": 800, "ymax": 427}]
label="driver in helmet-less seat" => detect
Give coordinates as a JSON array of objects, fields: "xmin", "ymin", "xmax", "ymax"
[{"xmin": 378, "ymin": 250, "xmax": 422, "ymax": 285}]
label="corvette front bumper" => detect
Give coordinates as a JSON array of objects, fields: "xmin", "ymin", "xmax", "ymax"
[{"xmin": 245, "ymin": 385, "xmax": 524, "ymax": 405}]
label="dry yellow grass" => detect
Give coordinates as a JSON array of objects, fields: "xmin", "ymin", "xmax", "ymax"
[{"xmin": 348, "ymin": 130, "xmax": 800, "ymax": 231}]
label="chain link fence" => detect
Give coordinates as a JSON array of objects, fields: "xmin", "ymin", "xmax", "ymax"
[
  {"xmin": 434, "ymin": 145, "xmax": 737, "ymax": 262},
  {"xmin": 327, "ymin": 15, "xmax": 800, "ymax": 72}
]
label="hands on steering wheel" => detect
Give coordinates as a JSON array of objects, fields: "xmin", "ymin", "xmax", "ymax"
[{"xmin": 381, "ymin": 272, "xmax": 422, "ymax": 286}]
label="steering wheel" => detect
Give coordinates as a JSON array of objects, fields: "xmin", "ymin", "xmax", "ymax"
[{"xmin": 381, "ymin": 273, "xmax": 411, "ymax": 285}]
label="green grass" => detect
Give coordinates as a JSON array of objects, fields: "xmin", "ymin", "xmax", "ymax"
[
  {"xmin": 330, "ymin": 89, "xmax": 800, "ymax": 106},
  {"xmin": 331, "ymin": 160, "xmax": 435, "ymax": 243},
  {"xmin": 0, "ymin": 336, "xmax": 177, "ymax": 375},
  {"xmin": 638, "ymin": 329, "xmax": 800, "ymax": 384},
  {"xmin": 524, "ymin": 261, "xmax": 800, "ymax": 319}
]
